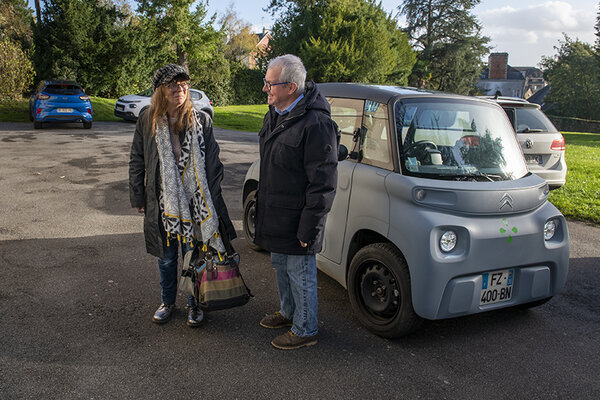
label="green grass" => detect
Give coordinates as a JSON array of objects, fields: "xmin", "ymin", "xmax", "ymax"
[
  {"xmin": 0, "ymin": 98, "xmax": 29, "ymax": 122},
  {"xmin": 90, "ymin": 97, "xmax": 120, "ymax": 121},
  {"xmin": 548, "ymin": 132, "xmax": 600, "ymax": 225},
  {"xmin": 0, "ymin": 97, "xmax": 120, "ymax": 121},
  {"xmin": 213, "ymin": 104, "xmax": 268, "ymax": 132}
]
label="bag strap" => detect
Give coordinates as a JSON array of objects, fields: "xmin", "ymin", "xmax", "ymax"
[
  {"xmin": 218, "ymin": 217, "xmax": 236, "ymax": 256},
  {"xmin": 218, "ymin": 217, "xmax": 254, "ymax": 298}
]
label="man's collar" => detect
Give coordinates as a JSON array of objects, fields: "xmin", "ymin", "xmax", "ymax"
[{"xmin": 275, "ymin": 93, "xmax": 304, "ymax": 115}]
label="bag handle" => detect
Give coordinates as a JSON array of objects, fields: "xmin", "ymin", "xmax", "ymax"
[{"xmin": 218, "ymin": 217, "xmax": 236, "ymax": 257}]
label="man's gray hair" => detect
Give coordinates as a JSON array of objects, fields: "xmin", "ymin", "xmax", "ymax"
[{"xmin": 268, "ymin": 54, "xmax": 306, "ymax": 94}]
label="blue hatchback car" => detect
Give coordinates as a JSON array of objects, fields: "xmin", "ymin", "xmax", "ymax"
[{"xmin": 30, "ymin": 80, "xmax": 93, "ymax": 129}]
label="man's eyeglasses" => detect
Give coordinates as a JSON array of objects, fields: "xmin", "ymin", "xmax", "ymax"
[
  {"xmin": 166, "ymin": 81, "xmax": 190, "ymax": 92},
  {"xmin": 263, "ymin": 78, "xmax": 289, "ymax": 91}
]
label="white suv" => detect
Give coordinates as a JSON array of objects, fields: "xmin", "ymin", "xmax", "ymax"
[
  {"xmin": 482, "ymin": 96, "xmax": 566, "ymax": 189},
  {"xmin": 114, "ymin": 88, "xmax": 214, "ymax": 121}
]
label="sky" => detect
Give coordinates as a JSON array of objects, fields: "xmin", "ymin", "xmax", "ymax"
[
  {"xmin": 28, "ymin": 0, "xmax": 597, "ymax": 67},
  {"xmin": 206, "ymin": 0, "xmax": 597, "ymax": 67}
]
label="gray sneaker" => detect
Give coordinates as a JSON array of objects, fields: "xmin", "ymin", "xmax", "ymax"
[
  {"xmin": 186, "ymin": 306, "xmax": 204, "ymax": 327},
  {"xmin": 259, "ymin": 311, "xmax": 293, "ymax": 329},
  {"xmin": 153, "ymin": 303, "xmax": 175, "ymax": 324}
]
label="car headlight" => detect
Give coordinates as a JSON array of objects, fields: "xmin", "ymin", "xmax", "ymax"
[
  {"xmin": 129, "ymin": 104, "xmax": 137, "ymax": 108},
  {"xmin": 440, "ymin": 230, "xmax": 457, "ymax": 252},
  {"xmin": 544, "ymin": 220, "xmax": 557, "ymax": 241}
]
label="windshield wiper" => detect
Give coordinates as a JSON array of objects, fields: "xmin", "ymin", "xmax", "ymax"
[
  {"xmin": 453, "ymin": 171, "xmax": 502, "ymax": 182},
  {"xmin": 517, "ymin": 128, "xmax": 545, "ymax": 133}
]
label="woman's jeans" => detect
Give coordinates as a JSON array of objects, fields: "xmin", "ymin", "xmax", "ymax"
[
  {"xmin": 158, "ymin": 239, "xmax": 194, "ymax": 307},
  {"xmin": 271, "ymin": 252, "xmax": 318, "ymax": 337}
]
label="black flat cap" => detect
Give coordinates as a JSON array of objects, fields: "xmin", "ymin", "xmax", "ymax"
[{"xmin": 151, "ymin": 64, "xmax": 190, "ymax": 91}]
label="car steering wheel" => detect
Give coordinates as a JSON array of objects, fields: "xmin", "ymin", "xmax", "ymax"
[{"xmin": 402, "ymin": 140, "xmax": 438, "ymax": 161}]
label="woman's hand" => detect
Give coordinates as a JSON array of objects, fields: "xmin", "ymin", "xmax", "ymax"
[{"xmin": 136, "ymin": 207, "xmax": 145, "ymax": 214}]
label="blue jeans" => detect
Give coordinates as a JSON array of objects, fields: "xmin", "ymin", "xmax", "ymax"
[
  {"xmin": 158, "ymin": 239, "xmax": 195, "ymax": 307},
  {"xmin": 271, "ymin": 252, "xmax": 318, "ymax": 337}
]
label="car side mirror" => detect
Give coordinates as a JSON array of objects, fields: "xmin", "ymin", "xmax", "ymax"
[{"xmin": 338, "ymin": 144, "xmax": 349, "ymax": 161}]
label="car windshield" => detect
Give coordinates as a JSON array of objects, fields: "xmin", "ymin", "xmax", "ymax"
[
  {"xmin": 44, "ymin": 84, "xmax": 84, "ymax": 95},
  {"xmin": 137, "ymin": 88, "xmax": 153, "ymax": 97},
  {"xmin": 395, "ymin": 98, "xmax": 528, "ymax": 182},
  {"xmin": 503, "ymin": 106, "xmax": 558, "ymax": 133}
]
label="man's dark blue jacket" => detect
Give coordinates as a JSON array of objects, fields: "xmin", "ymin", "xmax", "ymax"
[{"xmin": 255, "ymin": 81, "xmax": 338, "ymax": 255}]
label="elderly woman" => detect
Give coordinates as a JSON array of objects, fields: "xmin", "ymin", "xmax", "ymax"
[{"xmin": 129, "ymin": 64, "xmax": 236, "ymax": 327}]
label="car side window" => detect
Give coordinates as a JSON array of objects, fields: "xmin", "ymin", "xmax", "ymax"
[
  {"xmin": 361, "ymin": 100, "xmax": 392, "ymax": 170},
  {"xmin": 327, "ymin": 97, "xmax": 363, "ymax": 156},
  {"xmin": 190, "ymin": 91, "xmax": 200, "ymax": 101}
]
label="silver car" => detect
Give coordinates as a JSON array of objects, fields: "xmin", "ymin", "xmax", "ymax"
[
  {"xmin": 483, "ymin": 96, "xmax": 567, "ymax": 189},
  {"xmin": 114, "ymin": 88, "xmax": 214, "ymax": 121},
  {"xmin": 243, "ymin": 83, "xmax": 570, "ymax": 338}
]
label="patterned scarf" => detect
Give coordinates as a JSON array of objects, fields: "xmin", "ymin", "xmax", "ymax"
[{"xmin": 155, "ymin": 112, "xmax": 225, "ymax": 253}]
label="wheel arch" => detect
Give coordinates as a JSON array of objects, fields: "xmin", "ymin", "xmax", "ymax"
[
  {"xmin": 344, "ymin": 229, "xmax": 409, "ymax": 286},
  {"xmin": 243, "ymin": 179, "xmax": 258, "ymax": 205}
]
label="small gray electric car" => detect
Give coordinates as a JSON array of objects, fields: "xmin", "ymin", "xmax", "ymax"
[{"xmin": 242, "ymin": 83, "xmax": 569, "ymax": 338}]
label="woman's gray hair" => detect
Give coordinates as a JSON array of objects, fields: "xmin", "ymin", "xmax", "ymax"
[{"xmin": 268, "ymin": 54, "xmax": 306, "ymax": 94}]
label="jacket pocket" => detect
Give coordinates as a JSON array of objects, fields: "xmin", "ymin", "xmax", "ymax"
[
  {"xmin": 272, "ymin": 131, "xmax": 303, "ymax": 169},
  {"xmin": 261, "ymin": 195, "xmax": 304, "ymax": 236}
]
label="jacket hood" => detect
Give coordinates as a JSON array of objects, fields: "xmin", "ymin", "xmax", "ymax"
[
  {"xmin": 301, "ymin": 81, "xmax": 331, "ymax": 115},
  {"xmin": 268, "ymin": 81, "xmax": 331, "ymax": 118}
]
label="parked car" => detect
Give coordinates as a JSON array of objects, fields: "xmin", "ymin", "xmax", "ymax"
[
  {"xmin": 243, "ymin": 83, "xmax": 569, "ymax": 338},
  {"xmin": 114, "ymin": 87, "xmax": 214, "ymax": 121},
  {"xmin": 29, "ymin": 80, "xmax": 93, "ymax": 129},
  {"xmin": 482, "ymin": 96, "xmax": 567, "ymax": 189}
]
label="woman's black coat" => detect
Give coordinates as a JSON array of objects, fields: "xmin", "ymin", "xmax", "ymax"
[
  {"xmin": 129, "ymin": 108, "xmax": 236, "ymax": 259},
  {"xmin": 254, "ymin": 82, "xmax": 338, "ymax": 255}
]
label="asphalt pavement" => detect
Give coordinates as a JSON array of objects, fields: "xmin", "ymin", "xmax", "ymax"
[{"xmin": 0, "ymin": 121, "xmax": 599, "ymax": 399}]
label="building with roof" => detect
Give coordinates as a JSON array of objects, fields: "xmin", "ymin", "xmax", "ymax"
[{"xmin": 476, "ymin": 53, "xmax": 547, "ymax": 99}]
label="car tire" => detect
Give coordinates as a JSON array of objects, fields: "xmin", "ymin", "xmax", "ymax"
[
  {"xmin": 83, "ymin": 121, "xmax": 92, "ymax": 129},
  {"xmin": 348, "ymin": 243, "xmax": 421, "ymax": 338},
  {"xmin": 34, "ymin": 121, "xmax": 42, "ymax": 129},
  {"xmin": 243, "ymin": 190, "xmax": 263, "ymax": 252}
]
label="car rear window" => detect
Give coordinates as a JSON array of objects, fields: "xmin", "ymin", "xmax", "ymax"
[
  {"xmin": 44, "ymin": 84, "xmax": 84, "ymax": 95},
  {"xmin": 503, "ymin": 107, "xmax": 558, "ymax": 133}
]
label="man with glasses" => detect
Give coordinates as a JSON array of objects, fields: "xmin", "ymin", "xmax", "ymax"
[{"xmin": 255, "ymin": 54, "xmax": 338, "ymax": 350}]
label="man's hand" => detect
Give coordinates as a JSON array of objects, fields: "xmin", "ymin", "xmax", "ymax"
[
  {"xmin": 136, "ymin": 207, "xmax": 145, "ymax": 214},
  {"xmin": 299, "ymin": 240, "xmax": 307, "ymax": 248}
]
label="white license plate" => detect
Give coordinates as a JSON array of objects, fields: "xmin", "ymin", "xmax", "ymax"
[
  {"xmin": 480, "ymin": 269, "xmax": 514, "ymax": 305},
  {"xmin": 57, "ymin": 108, "xmax": 73, "ymax": 113},
  {"xmin": 525, "ymin": 154, "xmax": 542, "ymax": 164},
  {"xmin": 116, "ymin": 105, "xmax": 124, "ymax": 111}
]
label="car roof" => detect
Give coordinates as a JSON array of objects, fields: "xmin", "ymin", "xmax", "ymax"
[
  {"xmin": 478, "ymin": 95, "xmax": 540, "ymax": 109},
  {"xmin": 317, "ymin": 82, "xmax": 483, "ymax": 104},
  {"xmin": 43, "ymin": 80, "xmax": 81, "ymax": 86}
]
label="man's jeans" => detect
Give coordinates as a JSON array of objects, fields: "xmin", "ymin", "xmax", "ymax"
[
  {"xmin": 271, "ymin": 252, "xmax": 318, "ymax": 337},
  {"xmin": 158, "ymin": 239, "xmax": 194, "ymax": 307}
]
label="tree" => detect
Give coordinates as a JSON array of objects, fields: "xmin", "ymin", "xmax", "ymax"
[
  {"xmin": 399, "ymin": 0, "xmax": 489, "ymax": 94},
  {"xmin": 219, "ymin": 6, "xmax": 258, "ymax": 65},
  {"xmin": 540, "ymin": 36, "xmax": 600, "ymax": 120},
  {"xmin": 136, "ymin": 0, "xmax": 219, "ymax": 70},
  {"xmin": 0, "ymin": 37, "xmax": 34, "ymax": 100},
  {"xmin": 267, "ymin": 0, "xmax": 415, "ymax": 85},
  {"xmin": 33, "ymin": 0, "xmax": 155, "ymax": 97},
  {"xmin": 595, "ymin": 1, "xmax": 600, "ymax": 51},
  {"xmin": 0, "ymin": 0, "xmax": 34, "ymax": 51}
]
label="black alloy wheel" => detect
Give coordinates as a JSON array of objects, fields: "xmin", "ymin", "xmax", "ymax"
[{"xmin": 348, "ymin": 243, "xmax": 421, "ymax": 338}]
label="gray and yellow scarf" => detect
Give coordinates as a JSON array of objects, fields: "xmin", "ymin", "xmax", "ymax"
[{"xmin": 155, "ymin": 112, "xmax": 225, "ymax": 253}]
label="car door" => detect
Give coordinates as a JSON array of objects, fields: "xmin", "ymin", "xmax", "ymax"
[
  {"xmin": 320, "ymin": 97, "xmax": 362, "ymax": 265},
  {"xmin": 321, "ymin": 98, "xmax": 394, "ymax": 266}
]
